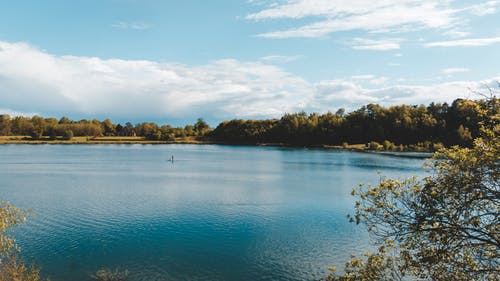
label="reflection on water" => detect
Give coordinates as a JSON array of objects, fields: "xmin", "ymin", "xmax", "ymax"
[{"xmin": 0, "ymin": 144, "xmax": 425, "ymax": 281}]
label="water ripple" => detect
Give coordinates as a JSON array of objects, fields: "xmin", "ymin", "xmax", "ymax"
[{"xmin": 2, "ymin": 144, "xmax": 424, "ymax": 281}]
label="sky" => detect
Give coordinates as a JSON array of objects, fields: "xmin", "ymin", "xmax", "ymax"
[{"xmin": 0, "ymin": 0, "xmax": 499, "ymax": 125}]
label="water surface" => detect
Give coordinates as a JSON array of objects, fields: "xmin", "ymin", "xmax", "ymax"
[{"xmin": 0, "ymin": 144, "xmax": 425, "ymax": 281}]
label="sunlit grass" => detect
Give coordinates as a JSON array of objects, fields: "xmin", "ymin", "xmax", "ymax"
[{"xmin": 0, "ymin": 135, "xmax": 204, "ymax": 144}]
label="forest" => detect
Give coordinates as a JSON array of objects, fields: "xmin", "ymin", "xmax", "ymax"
[
  {"xmin": 0, "ymin": 98, "xmax": 497, "ymax": 151},
  {"xmin": 0, "ymin": 116, "xmax": 212, "ymax": 141},
  {"xmin": 210, "ymin": 98, "xmax": 499, "ymax": 149}
]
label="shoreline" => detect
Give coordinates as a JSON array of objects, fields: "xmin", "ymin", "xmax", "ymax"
[{"xmin": 0, "ymin": 136, "xmax": 435, "ymax": 157}]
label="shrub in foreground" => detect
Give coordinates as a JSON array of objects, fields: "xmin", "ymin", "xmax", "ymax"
[
  {"xmin": 0, "ymin": 202, "xmax": 44, "ymax": 281},
  {"xmin": 327, "ymin": 107, "xmax": 499, "ymax": 280}
]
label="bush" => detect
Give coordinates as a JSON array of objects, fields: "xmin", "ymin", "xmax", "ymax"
[
  {"xmin": 30, "ymin": 128, "xmax": 43, "ymax": 140},
  {"xmin": 145, "ymin": 130, "xmax": 162, "ymax": 141},
  {"xmin": 162, "ymin": 133, "xmax": 175, "ymax": 141},
  {"xmin": 327, "ymin": 124, "xmax": 500, "ymax": 281},
  {"xmin": 382, "ymin": 140, "xmax": 395, "ymax": 150},
  {"xmin": 432, "ymin": 142, "xmax": 445, "ymax": 151},
  {"xmin": 0, "ymin": 255, "xmax": 42, "ymax": 281},
  {"xmin": 367, "ymin": 141, "xmax": 383, "ymax": 150},
  {"xmin": 0, "ymin": 202, "xmax": 43, "ymax": 281},
  {"xmin": 62, "ymin": 130, "xmax": 74, "ymax": 140},
  {"xmin": 49, "ymin": 131, "xmax": 57, "ymax": 140}
]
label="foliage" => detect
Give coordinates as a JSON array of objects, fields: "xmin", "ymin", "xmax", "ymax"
[
  {"xmin": 210, "ymin": 98, "xmax": 497, "ymax": 148},
  {"xmin": 29, "ymin": 129, "xmax": 43, "ymax": 140},
  {"xmin": 0, "ymin": 115, "xmax": 212, "ymax": 141},
  {"xmin": 0, "ymin": 255, "xmax": 42, "ymax": 281},
  {"xmin": 327, "ymin": 98, "xmax": 499, "ymax": 280},
  {"xmin": 0, "ymin": 202, "xmax": 43, "ymax": 281},
  {"xmin": 62, "ymin": 130, "xmax": 74, "ymax": 140},
  {"xmin": 324, "ymin": 240, "xmax": 406, "ymax": 281},
  {"xmin": 194, "ymin": 118, "xmax": 211, "ymax": 136},
  {"xmin": 0, "ymin": 202, "xmax": 28, "ymax": 257},
  {"xmin": 382, "ymin": 140, "xmax": 396, "ymax": 151},
  {"xmin": 91, "ymin": 268, "xmax": 129, "ymax": 281},
  {"xmin": 0, "ymin": 98, "xmax": 495, "ymax": 148},
  {"xmin": 367, "ymin": 141, "xmax": 383, "ymax": 150}
]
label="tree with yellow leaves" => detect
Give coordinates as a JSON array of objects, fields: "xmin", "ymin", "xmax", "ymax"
[
  {"xmin": 0, "ymin": 202, "xmax": 43, "ymax": 281},
  {"xmin": 327, "ymin": 97, "xmax": 499, "ymax": 281}
]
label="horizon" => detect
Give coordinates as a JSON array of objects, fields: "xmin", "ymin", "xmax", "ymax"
[
  {"xmin": 0, "ymin": 96, "xmax": 488, "ymax": 128},
  {"xmin": 1, "ymin": 0, "xmax": 499, "ymax": 125}
]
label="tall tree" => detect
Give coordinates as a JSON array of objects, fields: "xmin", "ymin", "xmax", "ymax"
[{"xmin": 194, "ymin": 118, "xmax": 210, "ymax": 136}]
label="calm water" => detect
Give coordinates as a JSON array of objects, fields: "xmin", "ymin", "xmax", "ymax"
[{"xmin": 0, "ymin": 144, "xmax": 425, "ymax": 281}]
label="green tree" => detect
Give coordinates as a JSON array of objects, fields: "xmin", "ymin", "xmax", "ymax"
[
  {"xmin": 335, "ymin": 108, "xmax": 345, "ymax": 117},
  {"xmin": 102, "ymin": 119, "xmax": 116, "ymax": 136},
  {"xmin": 0, "ymin": 114, "xmax": 11, "ymax": 135},
  {"xmin": 0, "ymin": 202, "xmax": 27, "ymax": 256},
  {"xmin": 29, "ymin": 128, "xmax": 43, "ymax": 140},
  {"xmin": 194, "ymin": 118, "xmax": 210, "ymax": 136},
  {"xmin": 457, "ymin": 124, "xmax": 472, "ymax": 146},
  {"xmin": 58, "ymin": 116, "xmax": 71, "ymax": 124},
  {"xmin": 184, "ymin": 125, "xmax": 195, "ymax": 136},
  {"xmin": 63, "ymin": 130, "xmax": 74, "ymax": 140},
  {"xmin": 150, "ymin": 130, "xmax": 162, "ymax": 141},
  {"xmin": 327, "ymin": 116, "xmax": 499, "ymax": 280},
  {"xmin": 115, "ymin": 124, "xmax": 123, "ymax": 136}
]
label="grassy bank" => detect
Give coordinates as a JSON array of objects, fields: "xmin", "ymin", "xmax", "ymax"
[
  {"xmin": 0, "ymin": 136, "xmax": 208, "ymax": 145},
  {"xmin": 0, "ymin": 136, "xmax": 436, "ymax": 157}
]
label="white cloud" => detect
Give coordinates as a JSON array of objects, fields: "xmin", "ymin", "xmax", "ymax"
[
  {"xmin": 351, "ymin": 75, "xmax": 376, "ymax": 80},
  {"xmin": 441, "ymin": 67, "xmax": 469, "ymax": 74},
  {"xmin": 0, "ymin": 108, "xmax": 37, "ymax": 117},
  {"xmin": 260, "ymin": 55, "xmax": 303, "ymax": 63},
  {"xmin": 388, "ymin": 63, "xmax": 401, "ymax": 67},
  {"xmin": 312, "ymin": 80, "xmax": 378, "ymax": 109},
  {"xmin": 112, "ymin": 22, "xmax": 152, "ymax": 30},
  {"xmin": 468, "ymin": 0, "xmax": 500, "ymax": 16},
  {"xmin": 370, "ymin": 77, "xmax": 389, "ymax": 85},
  {"xmin": 425, "ymin": 37, "xmax": 500, "ymax": 47},
  {"xmin": 350, "ymin": 38, "xmax": 401, "ymax": 51},
  {"xmin": 247, "ymin": 0, "xmax": 458, "ymax": 38},
  {"xmin": 351, "ymin": 75, "xmax": 389, "ymax": 85},
  {"xmin": 247, "ymin": 0, "xmax": 500, "ymax": 42},
  {"xmin": 309, "ymin": 79, "xmax": 495, "ymax": 112},
  {"xmin": 0, "ymin": 41, "xmax": 496, "ymax": 122},
  {"xmin": 443, "ymin": 29, "xmax": 471, "ymax": 38},
  {"xmin": 0, "ymin": 41, "xmax": 309, "ymax": 121}
]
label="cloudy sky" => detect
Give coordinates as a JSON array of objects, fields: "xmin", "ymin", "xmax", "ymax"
[{"xmin": 1, "ymin": 0, "xmax": 499, "ymax": 125}]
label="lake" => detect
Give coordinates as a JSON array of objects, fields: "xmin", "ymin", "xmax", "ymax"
[{"xmin": 0, "ymin": 144, "xmax": 426, "ymax": 281}]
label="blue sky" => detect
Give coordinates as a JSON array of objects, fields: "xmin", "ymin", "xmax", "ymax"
[{"xmin": 1, "ymin": 0, "xmax": 499, "ymax": 125}]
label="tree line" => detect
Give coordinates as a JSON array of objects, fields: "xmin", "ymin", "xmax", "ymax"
[
  {"xmin": 0, "ymin": 115, "xmax": 211, "ymax": 141},
  {"xmin": 210, "ymin": 98, "xmax": 498, "ymax": 150},
  {"xmin": 0, "ymin": 98, "xmax": 497, "ymax": 149}
]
